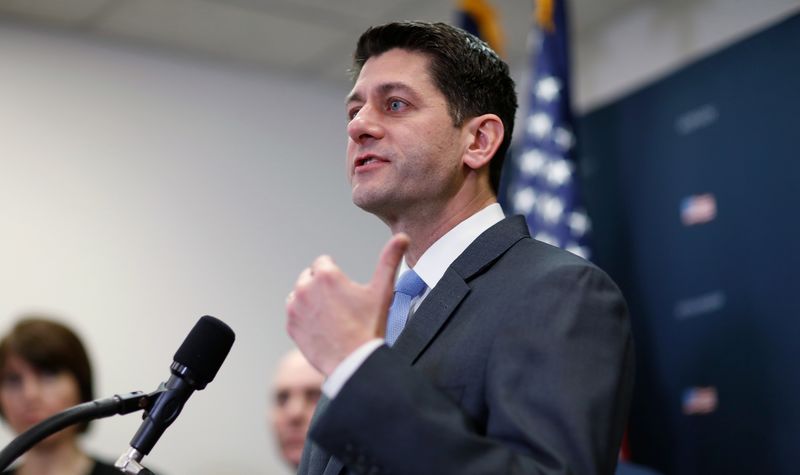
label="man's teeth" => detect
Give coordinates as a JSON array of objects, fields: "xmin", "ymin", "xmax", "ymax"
[{"xmin": 362, "ymin": 158, "xmax": 375, "ymax": 165}]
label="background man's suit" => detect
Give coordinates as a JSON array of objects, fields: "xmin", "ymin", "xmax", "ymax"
[{"xmin": 298, "ymin": 216, "xmax": 635, "ymax": 475}]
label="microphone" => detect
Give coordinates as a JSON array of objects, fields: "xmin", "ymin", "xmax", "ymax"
[{"xmin": 115, "ymin": 315, "xmax": 235, "ymax": 474}]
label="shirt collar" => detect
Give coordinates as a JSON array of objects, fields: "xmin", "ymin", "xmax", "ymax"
[{"xmin": 399, "ymin": 203, "xmax": 505, "ymax": 289}]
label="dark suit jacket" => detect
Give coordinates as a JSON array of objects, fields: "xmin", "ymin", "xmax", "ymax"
[{"xmin": 299, "ymin": 215, "xmax": 634, "ymax": 475}]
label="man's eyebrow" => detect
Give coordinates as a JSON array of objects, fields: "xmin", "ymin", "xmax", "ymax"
[
  {"xmin": 345, "ymin": 82, "xmax": 419, "ymax": 105},
  {"xmin": 345, "ymin": 90, "xmax": 363, "ymax": 105}
]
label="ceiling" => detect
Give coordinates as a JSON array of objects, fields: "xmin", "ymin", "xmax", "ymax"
[{"xmin": 0, "ymin": 0, "xmax": 638, "ymax": 85}]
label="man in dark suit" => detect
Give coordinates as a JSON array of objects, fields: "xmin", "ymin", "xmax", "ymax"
[{"xmin": 285, "ymin": 21, "xmax": 634, "ymax": 475}]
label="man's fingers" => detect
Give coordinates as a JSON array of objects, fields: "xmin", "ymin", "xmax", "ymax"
[
  {"xmin": 371, "ymin": 233, "xmax": 410, "ymax": 295},
  {"xmin": 312, "ymin": 255, "xmax": 338, "ymax": 273},
  {"xmin": 297, "ymin": 267, "xmax": 313, "ymax": 285}
]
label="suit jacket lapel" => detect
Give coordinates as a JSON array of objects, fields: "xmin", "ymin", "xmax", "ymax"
[
  {"xmin": 391, "ymin": 268, "xmax": 469, "ymax": 365},
  {"xmin": 392, "ymin": 216, "xmax": 529, "ymax": 365},
  {"xmin": 321, "ymin": 457, "xmax": 344, "ymax": 475}
]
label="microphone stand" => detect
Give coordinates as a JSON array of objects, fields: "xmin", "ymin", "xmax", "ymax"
[
  {"xmin": 115, "ymin": 447, "xmax": 156, "ymax": 475},
  {"xmin": 0, "ymin": 388, "xmax": 165, "ymax": 473}
]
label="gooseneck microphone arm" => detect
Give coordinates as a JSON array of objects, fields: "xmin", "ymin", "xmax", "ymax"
[{"xmin": 0, "ymin": 389, "xmax": 165, "ymax": 472}]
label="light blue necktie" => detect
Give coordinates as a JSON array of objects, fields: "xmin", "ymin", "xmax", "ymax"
[{"xmin": 385, "ymin": 269, "xmax": 426, "ymax": 346}]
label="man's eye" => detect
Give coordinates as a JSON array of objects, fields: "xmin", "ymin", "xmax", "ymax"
[
  {"xmin": 275, "ymin": 390, "xmax": 289, "ymax": 407},
  {"xmin": 388, "ymin": 99, "xmax": 406, "ymax": 112},
  {"xmin": 305, "ymin": 388, "xmax": 322, "ymax": 404},
  {"xmin": 347, "ymin": 107, "xmax": 361, "ymax": 120}
]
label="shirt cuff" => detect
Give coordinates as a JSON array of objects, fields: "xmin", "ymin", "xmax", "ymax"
[{"xmin": 322, "ymin": 338, "xmax": 384, "ymax": 398}]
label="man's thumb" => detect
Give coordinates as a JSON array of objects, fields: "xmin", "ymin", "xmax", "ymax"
[{"xmin": 371, "ymin": 233, "xmax": 410, "ymax": 294}]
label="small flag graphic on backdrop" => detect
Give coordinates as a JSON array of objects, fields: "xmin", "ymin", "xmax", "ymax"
[
  {"xmin": 505, "ymin": 0, "xmax": 591, "ymax": 259},
  {"xmin": 682, "ymin": 386, "xmax": 719, "ymax": 415},
  {"xmin": 681, "ymin": 193, "xmax": 717, "ymax": 226}
]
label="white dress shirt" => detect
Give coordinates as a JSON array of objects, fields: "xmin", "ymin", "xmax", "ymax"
[{"xmin": 322, "ymin": 203, "xmax": 505, "ymax": 398}]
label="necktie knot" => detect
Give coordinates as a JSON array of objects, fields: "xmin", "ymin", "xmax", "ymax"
[
  {"xmin": 385, "ymin": 269, "xmax": 426, "ymax": 346},
  {"xmin": 395, "ymin": 269, "xmax": 426, "ymax": 298}
]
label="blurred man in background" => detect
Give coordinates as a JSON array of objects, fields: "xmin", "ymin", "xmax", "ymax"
[{"xmin": 269, "ymin": 348, "xmax": 324, "ymax": 470}]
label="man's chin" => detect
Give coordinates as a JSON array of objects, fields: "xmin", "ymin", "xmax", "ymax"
[
  {"xmin": 352, "ymin": 190, "xmax": 394, "ymax": 216},
  {"xmin": 285, "ymin": 447, "xmax": 304, "ymax": 467}
]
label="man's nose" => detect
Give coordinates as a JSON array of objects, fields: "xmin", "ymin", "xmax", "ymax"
[
  {"xmin": 285, "ymin": 396, "xmax": 304, "ymax": 416},
  {"xmin": 347, "ymin": 104, "xmax": 385, "ymax": 144},
  {"xmin": 286, "ymin": 396, "xmax": 315, "ymax": 420}
]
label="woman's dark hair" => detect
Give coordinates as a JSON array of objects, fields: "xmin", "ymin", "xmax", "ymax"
[
  {"xmin": 352, "ymin": 21, "xmax": 518, "ymax": 194},
  {"xmin": 0, "ymin": 316, "xmax": 95, "ymax": 433}
]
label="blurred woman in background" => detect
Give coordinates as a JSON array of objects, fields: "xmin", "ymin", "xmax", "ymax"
[{"xmin": 0, "ymin": 316, "xmax": 118, "ymax": 475}]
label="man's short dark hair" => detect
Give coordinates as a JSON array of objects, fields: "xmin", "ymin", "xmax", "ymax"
[
  {"xmin": 352, "ymin": 21, "xmax": 518, "ymax": 194},
  {"xmin": 0, "ymin": 317, "xmax": 95, "ymax": 433}
]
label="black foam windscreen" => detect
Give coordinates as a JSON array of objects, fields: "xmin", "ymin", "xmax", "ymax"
[{"xmin": 173, "ymin": 315, "xmax": 235, "ymax": 388}]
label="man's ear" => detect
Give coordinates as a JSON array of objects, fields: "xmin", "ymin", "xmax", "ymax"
[{"xmin": 463, "ymin": 114, "xmax": 504, "ymax": 171}]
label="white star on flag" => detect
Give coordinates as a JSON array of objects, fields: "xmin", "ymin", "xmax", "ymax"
[
  {"xmin": 565, "ymin": 243, "xmax": 590, "ymax": 260},
  {"xmin": 554, "ymin": 126, "xmax": 575, "ymax": 150},
  {"xmin": 520, "ymin": 149, "xmax": 548, "ymax": 176},
  {"xmin": 535, "ymin": 76, "xmax": 561, "ymax": 102},
  {"xmin": 540, "ymin": 194, "xmax": 564, "ymax": 223},
  {"xmin": 546, "ymin": 159, "xmax": 573, "ymax": 186},
  {"xmin": 534, "ymin": 231, "xmax": 559, "ymax": 247},
  {"xmin": 568, "ymin": 211, "xmax": 591, "ymax": 236},
  {"xmin": 513, "ymin": 187, "xmax": 537, "ymax": 214},
  {"xmin": 527, "ymin": 112, "xmax": 553, "ymax": 139}
]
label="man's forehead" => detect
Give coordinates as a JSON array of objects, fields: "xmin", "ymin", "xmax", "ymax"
[
  {"xmin": 346, "ymin": 81, "xmax": 421, "ymax": 105},
  {"xmin": 346, "ymin": 50, "xmax": 433, "ymax": 103},
  {"xmin": 273, "ymin": 379, "xmax": 321, "ymax": 396}
]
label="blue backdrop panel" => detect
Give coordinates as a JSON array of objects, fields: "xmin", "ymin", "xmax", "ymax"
[{"xmin": 577, "ymin": 12, "xmax": 800, "ymax": 475}]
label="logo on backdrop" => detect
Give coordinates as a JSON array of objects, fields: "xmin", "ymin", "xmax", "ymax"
[
  {"xmin": 674, "ymin": 290, "xmax": 726, "ymax": 320},
  {"xmin": 680, "ymin": 193, "xmax": 717, "ymax": 226},
  {"xmin": 682, "ymin": 386, "xmax": 719, "ymax": 415},
  {"xmin": 675, "ymin": 104, "xmax": 719, "ymax": 135}
]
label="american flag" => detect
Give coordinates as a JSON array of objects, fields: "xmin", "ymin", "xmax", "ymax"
[
  {"xmin": 504, "ymin": 0, "xmax": 591, "ymax": 259},
  {"xmin": 456, "ymin": 0, "xmax": 505, "ymax": 57}
]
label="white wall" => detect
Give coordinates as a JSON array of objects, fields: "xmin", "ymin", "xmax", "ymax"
[{"xmin": 0, "ymin": 21, "xmax": 387, "ymax": 475}]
